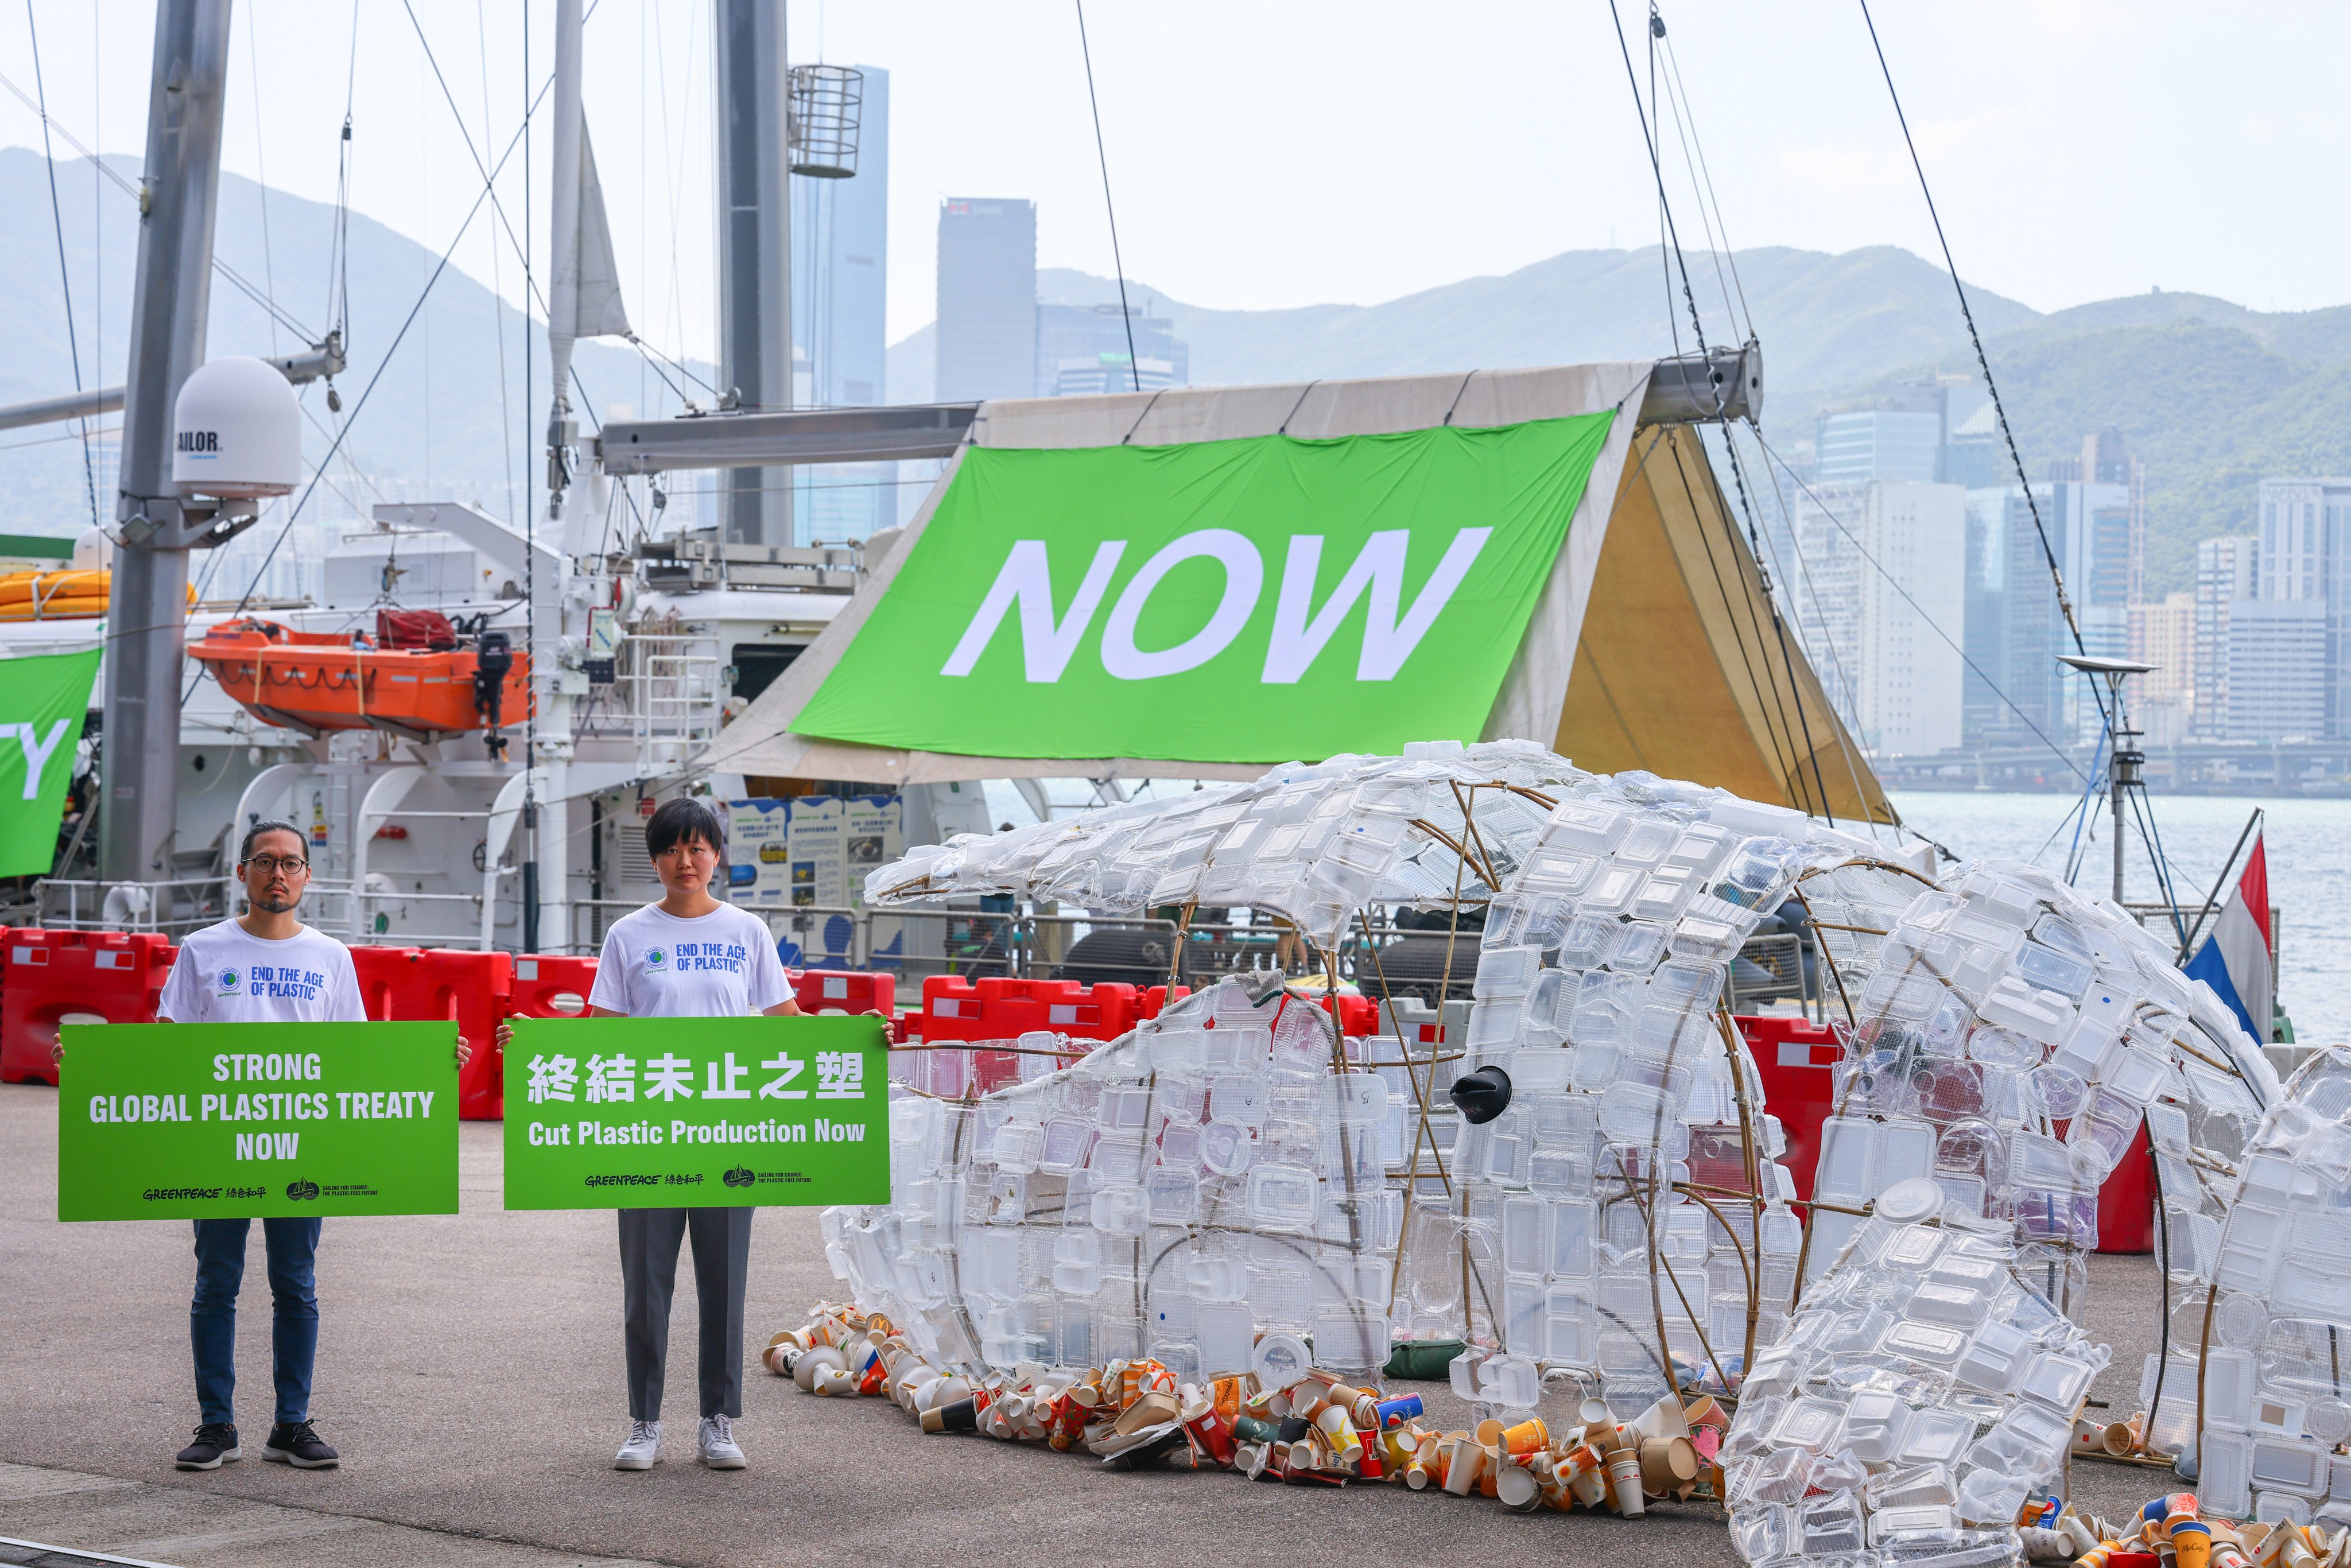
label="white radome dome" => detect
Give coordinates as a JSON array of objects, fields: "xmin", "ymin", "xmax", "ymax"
[{"xmin": 173, "ymin": 356, "xmax": 300, "ymax": 499}]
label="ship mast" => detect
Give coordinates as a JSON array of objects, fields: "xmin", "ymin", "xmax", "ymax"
[
  {"xmin": 98, "ymin": 0, "xmax": 237, "ymax": 906},
  {"xmin": 713, "ymin": 0, "xmax": 794, "ymax": 547}
]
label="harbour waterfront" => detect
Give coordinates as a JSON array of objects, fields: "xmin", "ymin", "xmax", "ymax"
[{"xmin": 1891, "ymin": 789, "xmax": 2346, "ymax": 1045}]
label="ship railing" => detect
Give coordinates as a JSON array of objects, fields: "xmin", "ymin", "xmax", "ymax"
[
  {"xmin": 33, "ymin": 875, "xmax": 231, "ymax": 938},
  {"xmin": 304, "ymin": 876, "xmax": 516, "ymax": 949}
]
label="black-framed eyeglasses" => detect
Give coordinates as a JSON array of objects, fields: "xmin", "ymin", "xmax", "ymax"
[{"xmin": 243, "ymin": 854, "xmax": 311, "ymax": 875}]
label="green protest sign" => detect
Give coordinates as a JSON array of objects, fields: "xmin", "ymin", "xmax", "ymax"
[
  {"xmin": 790, "ymin": 414, "xmax": 1614, "ymax": 763},
  {"xmin": 57, "ymin": 1020, "xmax": 460, "ymax": 1221},
  {"xmin": 0, "ymin": 646, "xmax": 99, "ymax": 876},
  {"xmin": 502, "ymin": 1015, "xmax": 890, "ymax": 1210}
]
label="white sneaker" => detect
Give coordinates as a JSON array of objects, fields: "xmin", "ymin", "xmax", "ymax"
[
  {"xmin": 614, "ymin": 1419, "xmax": 661, "ymax": 1470},
  {"xmin": 699, "ymin": 1414, "xmax": 746, "ymax": 1469}
]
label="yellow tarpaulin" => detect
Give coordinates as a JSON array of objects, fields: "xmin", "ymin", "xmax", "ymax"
[{"xmin": 1558, "ymin": 424, "xmax": 1896, "ymax": 826}]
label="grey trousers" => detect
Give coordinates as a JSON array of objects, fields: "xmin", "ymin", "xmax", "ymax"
[{"xmin": 618, "ymin": 1206, "xmax": 752, "ymax": 1421}]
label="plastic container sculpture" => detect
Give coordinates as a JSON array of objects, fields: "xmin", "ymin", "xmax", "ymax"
[
  {"xmin": 2157, "ymin": 1046, "xmax": 2351, "ymax": 1524},
  {"xmin": 831, "ymin": 743, "xmax": 1941, "ymax": 1404},
  {"xmin": 1433, "ymin": 770, "xmax": 1917, "ymax": 1416},
  {"xmin": 851, "ymin": 971, "xmax": 1395, "ymax": 1380},
  {"xmin": 1720, "ymin": 1179, "xmax": 2108, "ymax": 1568},
  {"xmin": 1803, "ymin": 861, "xmax": 2274, "ymax": 1329}
]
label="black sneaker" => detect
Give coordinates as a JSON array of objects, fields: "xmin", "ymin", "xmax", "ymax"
[
  {"xmin": 260, "ymin": 1420, "xmax": 339, "ymax": 1469},
  {"xmin": 176, "ymin": 1422, "xmax": 241, "ymax": 1470}
]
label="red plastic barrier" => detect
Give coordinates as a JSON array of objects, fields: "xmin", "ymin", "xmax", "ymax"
[
  {"xmin": 793, "ymin": 969, "xmax": 895, "ymax": 1017},
  {"xmin": 506, "ymin": 954, "xmax": 600, "ymax": 1020},
  {"xmin": 0, "ymin": 929, "xmax": 173, "ymax": 1086},
  {"xmin": 2096, "ymin": 1124, "xmax": 2156, "ymax": 1254},
  {"xmin": 1737, "ymin": 1014, "xmax": 1842, "ymax": 1202},
  {"xmin": 351, "ymin": 947, "xmax": 512, "ymax": 1120},
  {"xmin": 915, "ymin": 976, "xmax": 1184, "ymax": 1093}
]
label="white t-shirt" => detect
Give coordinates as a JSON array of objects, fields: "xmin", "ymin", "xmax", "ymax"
[
  {"xmin": 158, "ymin": 919, "xmax": 367, "ymax": 1024},
  {"xmin": 587, "ymin": 902, "xmax": 793, "ymax": 1019}
]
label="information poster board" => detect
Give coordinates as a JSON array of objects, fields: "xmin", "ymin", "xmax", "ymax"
[
  {"xmin": 57, "ymin": 1021, "xmax": 460, "ymax": 1221},
  {"xmin": 502, "ymin": 1014, "xmax": 889, "ymax": 1210}
]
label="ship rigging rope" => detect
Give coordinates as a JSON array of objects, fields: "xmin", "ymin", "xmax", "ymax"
[
  {"xmin": 1752, "ymin": 430, "xmax": 2089, "ymax": 787},
  {"xmin": 0, "ymin": 70, "xmax": 318, "ymax": 347},
  {"xmin": 184, "ymin": 52, "xmax": 573, "ymax": 702},
  {"xmin": 1074, "ymin": 1, "xmax": 1143, "ymax": 393},
  {"xmin": 1853, "ymin": 3, "xmax": 2100, "ymax": 693},
  {"xmin": 23, "ymin": 0, "xmax": 99, "ymax": 534},
  {"xmin": 1654, "ymin": 428, "xmax": 1829, "ymax": 822},
  {"xmin": 1727, "ymin": 423, "xmax": 1895, "ymax": 822},
  {"xmin": 1860, "ymin": 1, "xmax": 2194, "ymax": 922},
  {"xmin": 1610, "ymin": 0, "xmax": 1852, "ymax": 830}
]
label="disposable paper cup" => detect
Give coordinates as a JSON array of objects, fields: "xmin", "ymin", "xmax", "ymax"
[
  {"xmin": 1639, "ymin": 1435, "xmax": 1698, "ymax": 1495},
  {"xmin": 1605, "ymin": 1444, "xmax": 1644, "ymax": 1516},
  {"xmin": 1496, "ymin": 1464, "xmax": 1543, "ymax": 1512},
  {"xmin": 1441, "ymin": 1437, "xmax": 1484, "ymax": 1496},
  {"xmin": 1475, "ymin": 1417, "xmax": 1506, "ymax": 1447},
  {"xmin": 793, "ymin": 1345, "xmax": 845, "ymax": 1392},
  {"xmin": 1502, "ymin": 1418, "xmax": 1550, "ymax": 1456},
  {"xmin": 922, "ymin": 1397, "xmax": 979, "ymax": 1434}
]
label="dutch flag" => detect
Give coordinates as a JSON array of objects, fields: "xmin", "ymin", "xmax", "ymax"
[{"xmin": 2184, "ymin": 832, "xmax": 2273, "ymax": 1045}]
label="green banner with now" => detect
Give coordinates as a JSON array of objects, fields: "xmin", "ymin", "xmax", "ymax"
[{"xmin": 792, "ymin": 414, "xmax": 1613, "ymax": 763}]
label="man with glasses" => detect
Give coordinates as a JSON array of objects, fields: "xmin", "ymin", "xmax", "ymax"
[{"xmin": 108, "ymin": 820, "xmax": 470, "ymax": 1471}]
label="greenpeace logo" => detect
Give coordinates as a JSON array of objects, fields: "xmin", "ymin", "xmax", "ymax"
[{"xmin": 942, "ymin": 528, "xmax": 1491, "ymax": 685}]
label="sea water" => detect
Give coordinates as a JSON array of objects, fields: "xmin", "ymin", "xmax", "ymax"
[{"xmin": 1892, "ymin": 790, "xmax": 2351, "ymax": 1047}]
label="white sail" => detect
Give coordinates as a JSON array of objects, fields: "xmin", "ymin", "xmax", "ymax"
[{"xmin": 545, "ymin": 0, "xmax": 629, "ymax": 429}]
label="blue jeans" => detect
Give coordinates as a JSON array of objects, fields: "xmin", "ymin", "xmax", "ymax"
[{"xmin": 190, "ymin": 1217, "xmax": 320, "ymax": 1428}]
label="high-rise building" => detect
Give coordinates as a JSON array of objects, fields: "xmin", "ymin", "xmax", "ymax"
[
  {"xmin": 1816, "ymin": 376, "xmax": 1993, "ymax": 486},
  {"xmin": 2224, "ymin": 600, "xmax": 2328, "ymax": 741},
  {"xmin": 1035, "ymin": 302, "xmax": 1189, "ymax": 398},
  {"xmin": 936, "ymin": 198, "xmax": 1037, "ymax": 402},
  {"xmin": 2047, "ymin": 429, "xmax": 2147, "ymax": 607},
  {"xmin": 790, "ymin": 66, "xmax": 890, "ymax": 542},
  {"xmin": 1795, "ymin": 482, "xmax": 1967, "ymax": 756},
  {"xmin": 2257, "ymin": 477, "xmax": 2351, "ymax": 739},
  {"xmin": 1963, "ymin": 480, "xmax": 2131, "ymax": 746},
  {"xmin": 2127, "ymin": 591, "xmax": 2196, "ymax": 746},
  {"xmin": 2193, "ymin": 535, "xmax": 2256, "ymax": 740},
  {"xmin": 1960, "ymin": 486, "xmax": 2014, "ymax": 742},
  {"xmin": 1814, "ymin": 410, "xmax": 1943, "ymax": 486}
]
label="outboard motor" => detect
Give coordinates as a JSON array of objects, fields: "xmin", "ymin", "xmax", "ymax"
[{"xmin": 474, "ymin": 631, "xmax": 513, "ymax": 759}]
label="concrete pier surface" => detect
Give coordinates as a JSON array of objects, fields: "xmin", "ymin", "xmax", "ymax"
[{"xmin": 1, "ymin": 1084, "xmax": 2172, "ymax": 1567}]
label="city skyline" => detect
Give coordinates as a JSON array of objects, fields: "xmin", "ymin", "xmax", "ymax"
[{"xmin": 8, "ymin": 3, "xmax": 2350, "ymax": 360}]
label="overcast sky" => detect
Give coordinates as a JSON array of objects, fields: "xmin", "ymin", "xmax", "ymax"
[{"xmin": 4, "ymin": 1, "xmax": 2345, "ymax": 363}]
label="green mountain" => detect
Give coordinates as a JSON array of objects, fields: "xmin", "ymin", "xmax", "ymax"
[
  {"xmin": 893, "ymin": 251, "xmax": 2351, "ymax": 599},
  {"xmin": 9, "ymin": 141, "xmax": 2337, "ymax": 601},
  {"xmin": 0, "ymin": 149, "xmax": 696, "ymax": 535}
]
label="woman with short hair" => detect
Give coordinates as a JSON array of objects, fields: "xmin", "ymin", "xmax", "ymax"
[{"xmin": 502, "ymin": 797, "xmax": 797, "ymax": 1472}]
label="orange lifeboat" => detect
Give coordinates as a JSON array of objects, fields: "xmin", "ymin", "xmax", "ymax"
[{"xmin": 189, "ymin": 616, "xmax": 533, "ymax": 743}]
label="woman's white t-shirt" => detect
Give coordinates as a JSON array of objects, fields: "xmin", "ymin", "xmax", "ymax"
[
  {"xmin": 158, "ymin": 919, "xmax": 367, "ymax": 1024},
  {"xmin": 587, "ymin": 902, "xmax": 793, "ymax": 1019}
]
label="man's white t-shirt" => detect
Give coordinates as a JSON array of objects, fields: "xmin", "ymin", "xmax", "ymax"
[
  {"xmin": 158, "ymin": 919, "xmax": 367, "ymax": 1024},
  {"xmin": 587, "ymin": 902, "xmax": 792, "ymax": 1019}
]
